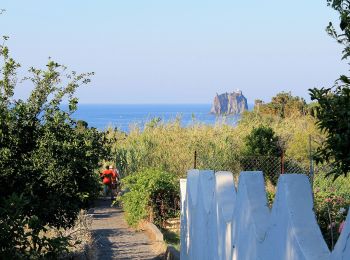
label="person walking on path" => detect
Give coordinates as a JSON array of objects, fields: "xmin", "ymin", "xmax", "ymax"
[{"xmin": 101, "ymin": 166, "xmax": 114, "ymax": 199}]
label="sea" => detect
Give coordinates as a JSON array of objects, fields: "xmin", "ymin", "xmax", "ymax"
[{"xmin": 70, "ymin": 104, "xmax": 253, "ymax": 132}]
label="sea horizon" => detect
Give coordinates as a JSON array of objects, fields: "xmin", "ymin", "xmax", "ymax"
[{"xmin": 67, "ymin": 103, "xmax": 254, "ymax": 132}]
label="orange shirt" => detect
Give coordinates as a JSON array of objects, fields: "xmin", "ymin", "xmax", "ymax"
[{"xmin": 102, "ymin": 169, "xmax": 113, "ymax": 184}]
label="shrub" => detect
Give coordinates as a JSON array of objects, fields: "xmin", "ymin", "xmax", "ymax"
[
  {"xmin": 244, "ymin": 125, "xmax": 281, "ymax": 157},
  {"xmin": 313, "ymin": 173, "xmax": 350, "ymax": 249},
  {"xmin": 0, "ymin": 38, "xmax": 108, "ymax": 256},
  {"xmin": 0, "ymin": 194, "xmax": 70, "ymax": 259},
  {"xmin": 120, "ymin": 168, "xmax": 179, "ymax": 227}
]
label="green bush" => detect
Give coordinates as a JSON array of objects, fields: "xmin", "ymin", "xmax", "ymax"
[
  {"xmin": 244, "ymin": 126, "xmax": 281, "ymax": 157},
  {"xmin": 0, "ymin": 39, "xmax": 108, "ymax": 256},
  {"xmin": 0, "ymin": 194, "xmax": 70, "ymax": 259},
  {"xmin": 313, "ymin": 173, "xmax": 350, "ymax": 249},
  {"xmin": 120, "ymin": 168, "xmax": 179, "ymax": 227}
]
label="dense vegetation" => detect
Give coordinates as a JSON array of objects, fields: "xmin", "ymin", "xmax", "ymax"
[
  {"xmin": 107, "ymin": 97, "xmax": 319, "ymax": 178},
  {"xmin": 110, "ymin": 95, "xmax": 317, "ymax": 209},
  {"xmin": 313, "ymin": 173, "xmax": 350, "ymax": 249},
  {"xmin": 243, "ymin": 125, "xmax": 281, "ymax": 157},
  {"xmin": 120, "ymin": 168, "xmax": 179, "ymax": 227},
  {"xmin": 2, "ymin": 0, "xmax": 350, "ymax": 255},
  {"xmin": 0, "ymin": 38, "xmax": 108, "ymax": 257},
  {"xmin": 304, "ymin": 0, "xmax": 350, "ymax": 247},
  {"xmin": 309, "ymin": 0, "xmax": 350, "ymax": 179},
  {"xmin": 254, "ymin": 91, "xmax": 308, "ymax": 118},
  {"xmin": 112, "ymin": 91, "xmax": 349, "ymax": 248}
]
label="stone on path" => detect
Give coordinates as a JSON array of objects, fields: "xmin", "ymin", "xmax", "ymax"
[{"xmin": 90, "ymin": 198, "xmax": 162, "ymax": 260}]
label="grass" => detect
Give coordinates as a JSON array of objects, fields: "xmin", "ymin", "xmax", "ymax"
[{"xmin": 161, "ymin": 228, "xmax": 180, "ymax": 251}]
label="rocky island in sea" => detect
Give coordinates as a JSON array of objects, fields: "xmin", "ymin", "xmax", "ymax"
[{"xmin": 210, "ymin": 90, "xmax": 248, "ymax": 115}]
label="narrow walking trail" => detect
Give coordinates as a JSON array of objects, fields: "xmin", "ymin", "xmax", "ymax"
[{"xmin": 90, "ymin": 198, "xmax": 161, "ymax": 260}]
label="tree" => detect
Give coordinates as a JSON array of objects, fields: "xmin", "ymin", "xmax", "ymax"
[
  {"xmin": 243, "ymin": 126, "xmax": 282, "ymax": 185},
  {"xmin": 0, "ymin": 36, "xmax": 108, "ymax": 257},
  {"xmin": 76, "ymin": 119, "xmax": 89, "ymax": 129},
  {"xmin": 244, "ymin": 126, "xmax": 281, "ymax": 157},
  {"xmin": 255, "ymin": 92, "xmax": 307, "ymax": 118},
  {"xmin": 309, "ymin": 0, "xmax": 350, "ymax": 178}
]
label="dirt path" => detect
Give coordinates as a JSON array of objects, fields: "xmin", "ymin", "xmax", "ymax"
[{"xmin": 90, "ymin": 198, "xmax": 162, "ymax": 260}]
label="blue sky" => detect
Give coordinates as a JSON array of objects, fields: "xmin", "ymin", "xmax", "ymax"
[{"xmin": 1, "ymin": 0, "xmax": 348, "ymax": 104}]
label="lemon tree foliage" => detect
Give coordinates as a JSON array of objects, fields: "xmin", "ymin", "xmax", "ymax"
[
  {"xmin": 309, "ymin": 0, "xmax": 350, "ymax": 178},
  {"xmin": 0, "ymin": 39, "xmax": 108, "ymax": 258}
]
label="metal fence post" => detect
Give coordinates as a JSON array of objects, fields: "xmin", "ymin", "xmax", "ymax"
[
  {"xmin": 194, "ymin": 150, "xmax": 197, "ymax": 169},
  {"xmin": 280, "ymin": 151, "xmax": 285, "ymax": 174},
  {"xmin": 309, "ymin": 135, "xmax": 314, "ymax": 190}
]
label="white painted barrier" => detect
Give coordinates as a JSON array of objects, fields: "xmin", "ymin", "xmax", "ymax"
[{"xmin": 180, "ymin": 170, "xmax": 350, "ymax": 260}]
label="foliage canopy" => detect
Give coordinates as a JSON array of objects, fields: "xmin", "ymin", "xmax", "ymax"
[
  {"xmin": 254, "ymin": 92, "xmax": 307, "ymax": 118},
  {"xmin": 0, "ymin": 37, "xmax": 108, "ymax": 257},
  {"xmin": 120, "ymin": 168, "xmax": 179, "ymax": 227},
  {"xmin": 244, "ymin": 126, "xmax": 281, "ymax": 157},
  {"xmin": 309, "ymin": 0, "xmax": 350, "ymax": 178}
]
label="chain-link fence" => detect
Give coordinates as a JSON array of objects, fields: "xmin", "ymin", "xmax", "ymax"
[
  {"xmin": 237, "ymin": 156, "xmax": 310, "ymax": 185},
  {"xmin": 192, "ymin": 150, "xmax": 313, "ymax": 181}
]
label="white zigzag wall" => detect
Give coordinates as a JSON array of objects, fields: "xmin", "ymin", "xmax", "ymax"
[{"xmin": 180, "ymin": 170, "xmax": 350, "ymax": 260}]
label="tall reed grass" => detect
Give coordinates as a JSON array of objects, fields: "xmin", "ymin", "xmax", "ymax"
[{"xmin": 106, "ymin": 112, "xmax": 320, "ymax": 177}]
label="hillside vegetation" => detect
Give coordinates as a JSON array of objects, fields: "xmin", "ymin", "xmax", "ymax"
[
  {"xmin": 111, "ymin": 92, "xmax": 350, "ymax": 249},
  {"xmin": 108, "ymin": 92, "xmax": 320, "ymax": 177}
]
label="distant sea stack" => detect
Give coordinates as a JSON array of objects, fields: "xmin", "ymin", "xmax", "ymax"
[{"xmin": 210, "ymin": 90, "xmax": 248, "ymax": 115}]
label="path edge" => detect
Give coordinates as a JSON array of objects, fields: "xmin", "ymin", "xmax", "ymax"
[{"xmin": 138, "ymin": 221, "xmax": 180, "ymax": 260}]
